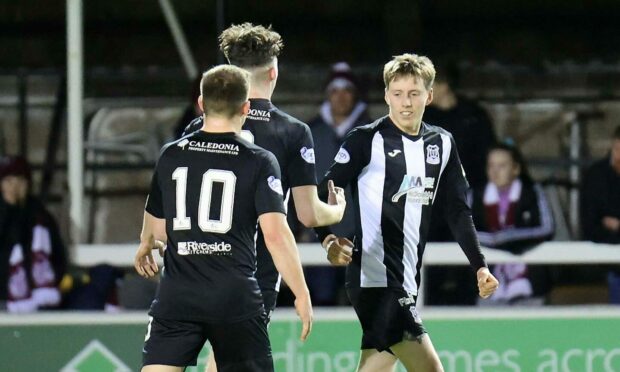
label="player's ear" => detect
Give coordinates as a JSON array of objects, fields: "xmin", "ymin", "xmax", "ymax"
[
  {"xmin": 426, "ymin": 88, "xmax": 433, "ymax": 106},
  {"xmin": 384, "ymin": 88, "xmax": 389, "ymax": 105},
  {"xmin": 241, "ymin": 100, "xmax": 251, "ymax": 115},
  {"xmin": 268, "ymin": 66, "xmax": 278, "ymax": 82},
  {"xmin": 197, "ymin": 95, "xmax": 204, "ymax": 113}
]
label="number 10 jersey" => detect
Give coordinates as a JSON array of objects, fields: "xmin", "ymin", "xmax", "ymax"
[{"xmin": 145, "ymin": 130, "xmax": 286, "ymax": 323}]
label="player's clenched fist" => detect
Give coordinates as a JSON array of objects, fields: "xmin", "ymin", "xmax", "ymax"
[
  {"xmin": 477, "ymin": 267, "xmax": 499, "ymax": 299},
  {"xmin": 322, "ymin": 234, "xmax": 353, "ymax": 266}
]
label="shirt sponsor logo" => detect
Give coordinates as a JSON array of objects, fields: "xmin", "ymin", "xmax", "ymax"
[
  {"xmin": 247, "ymin": 109, "xmax": 271, "ymax": 122},
  {"xmin": 388, "ymin": 149, "xmax": 402, "ymax": 157},
  {"xmin": 334, "ymin": 148, "xmax": 350, "ymax": 164},
  {"xmin": 187, "ymin": 141, "xmax": 239, "ymax": 155},
  {"xmin": 392, "ymin": 175, "xmax": 435, "ymax": 204},
  {"xmin": 177, "ymin": 241, "xmax": 232, "ymax": 256},
  {"xmin": 300, "ymin": 147, "xmax": 315, "ymax": 164},
  {"xmin": 426, "ymin": 144, "xmax": 440, "ymax": 165},
  {"xmin": 177, "ymin": 139, "xmax": 190, "ymax": 150},
  {"xmin": 267, "ymin": 176, "xmax": 284, "ymax": 195},
  {"xmin": 398, "ymin": 292, "xmax": 416, "ymax": 307}
]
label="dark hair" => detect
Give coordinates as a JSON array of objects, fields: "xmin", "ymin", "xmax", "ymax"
[
  {"xmin": 434, "ymin": 61, "xmax": 460, "ymax": 88},
  {"xmin": 487, "ymin": 142, "xmax": 533, "ymax": 185},
  {"xmin": 219, "ymin": 23, "xmax": 283, "ymax": 67},
  {"xmin": 200, "ymin": 65, "xmax": 250, "ymax": 118},
  {"xmin": 614, "ymin": 125, "xmax": 620, "ymax": 140}
]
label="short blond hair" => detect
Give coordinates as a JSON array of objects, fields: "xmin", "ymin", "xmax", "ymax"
[
  {"xmin": 383, "ymin": 53, "xmax": 436, "ymax": 90},
  {"xmin": 200, "ymin": 65, "xmax": 250, "ymax": 117}
]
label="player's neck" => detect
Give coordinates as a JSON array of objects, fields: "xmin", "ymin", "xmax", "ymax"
[
  {"xmin": 248, "ymin": 84, "xmax": 273, "ymax": 100},
  {"xmin": 389, "ymin": 114, "xmax": 421, "ymax": 136},
  {"xmin": 201, "ymin": 115, "xmax": 241, "ymax": 134}
]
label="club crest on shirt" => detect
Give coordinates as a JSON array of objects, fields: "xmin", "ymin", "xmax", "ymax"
[
  {"xmin": 426, "ymin": 144, "xmax": 440, "ymax": 165},
  {"xmin": 300, "ymin": 147, "xmax": 315, "ymax": 164},
  {"xmin": 335, "ymin": 148, "xmax": 350, "ymax": 164},
  {"xmin": 267, "ymin": 176, "xmax": 284, "ymax": 195}
]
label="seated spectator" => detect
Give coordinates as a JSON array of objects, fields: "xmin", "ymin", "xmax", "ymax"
[
  {"xmin": 0, "ymin": 156, "xmax": 67, "ymax": 312},
  {"xmin": 471, "ymin": 143, "xmax": 554, "ymax": 305},
  {"xmin": 581, "ymin": 125, "xmax": 620, "ymax": 303}
]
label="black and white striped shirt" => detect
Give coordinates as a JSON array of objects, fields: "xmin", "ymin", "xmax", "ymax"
[{"xmin": 317, "ymin": 116, "xmax": 486, "ymax": 295}]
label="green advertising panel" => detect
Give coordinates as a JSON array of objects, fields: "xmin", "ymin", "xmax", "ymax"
[{"xmin": 1, "ymin": 310, "xmax": 619, "ymax": 372}]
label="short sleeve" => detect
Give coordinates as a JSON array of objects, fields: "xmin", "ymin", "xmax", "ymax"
[
  {"xmin": 145, "ymin": 169, "xmax": 164, "ymax": 218},
  {"xmin": 287, "ymin": 124, "xmax": 318, "ymax": 187},
  {"xmin": 255, "ymin": 152, "xmax": 287, "ymax": 216}
]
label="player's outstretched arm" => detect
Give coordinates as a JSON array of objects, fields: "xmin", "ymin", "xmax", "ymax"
[
  {"xmin": 135, "ymin": 211, "xmax": 165, "ymax": 278},
  {"xmin": 292, "ymin": 180, "xmax": 346, "ymax": 227},
  {"xmin": 259, "ymin": 212, "xmax": 313, "ymax": 341}
]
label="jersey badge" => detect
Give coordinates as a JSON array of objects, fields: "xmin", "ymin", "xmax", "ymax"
[
  {"xmin": 267, "ymin": 176, "xmax": 284, "ymax": 195},
  {"xmin": 426, "ymin": 145, "xmax": 440, "ymax": 165},
  {"xmin": 300, "ymin": 147, "xmax": 315, "ymax": 164},
  {"xmin": 335, "ymin": 148, "xmax": 350, "ymax": 164}
]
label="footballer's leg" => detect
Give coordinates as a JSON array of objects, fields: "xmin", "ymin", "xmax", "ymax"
[
  {"xmin": 204, "ymin": 353, "xmax": 217, "ymax": 372},
  {"xmin": 390, "ymin": 335, "xmax": 443, "ymax": 372},
  {"xmin": 357, "ymin": 349, "xmax": 397, "ymax": 372}
]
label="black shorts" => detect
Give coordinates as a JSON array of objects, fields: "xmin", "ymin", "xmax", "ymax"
[
  {"xmin": 347, "ymin": 287, "xmax": 427, "ymax": 352},
  {"xmin": 142, "ymin": 314, "xmax": 273, "ymax": 371}
]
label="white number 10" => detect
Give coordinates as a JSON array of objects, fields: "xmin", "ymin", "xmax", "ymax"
[{"xmin": 172, "ymin": 167, "xmax": 236, "ymax": 233}]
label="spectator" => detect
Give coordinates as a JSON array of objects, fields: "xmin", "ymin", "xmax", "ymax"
[
  {"xmin": 471, "ymin": 143, "xmax": 554, "ymax": 305},
  {"xmin": 423, "ymin": 62, "xmax": 497, "ymax": 189},
  {"xmin": 172, "ymin": 75, "xmax": 202, "ymax": 139},
  {"xmin": 289, "ymin": 62, "xmax": 371, "ymax": 306},
  {"xmin": 581, "ymin": 125, "xmax": 620, "ymax": 303},
  {"xmin": 0, "ymin": 156, "xmax": 67, "ymax": 312},
  {"xmin": 423, "ymin": 63, "xmax": 497, "ymax": 305},
  {"xmin": 581, "ymin": 125, "xmax": 620, "ymax": 244},
  {"xmin": 304, "ymin": 62, "xmax": 371, "ymax": 241}
]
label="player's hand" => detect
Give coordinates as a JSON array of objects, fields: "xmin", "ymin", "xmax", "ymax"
[
  {"xmin": 294, "ymin": 293, "xmax": 313, "ymax": 342},
  {"xmin": 134, "ymin": 240, "xmax": 159, "ymax": 278},
  {"xmin": 322, "ymin": 234, "xmax": 353, "ymax": 266},
  {"xmin": 154, "ymin": 239, "xmax": 167, "ymax": 257},
  {"xmin": 327, "ymin": 180, "xmax": 346, "ymax": 210},
  {"xmin": 477, "ymin": 267, "xmax": 499, "ymax": 299},
  {"xmin": 602, "ymin": 216, "xmax": 620, "ymax": 232}
]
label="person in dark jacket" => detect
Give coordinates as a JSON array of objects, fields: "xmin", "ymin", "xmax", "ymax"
[
  {"xmin": 581, "ymin": 125, "xmax": 620, "ymax": 244},
  {"xmin": 471, "ymin": 143, "xmax": 554, "ymax": 305},
  {"xmin": 423, "ymin": 63, "xmax": 497, "ymax": 305},
  {"xmin": 581, "ymin": 125, "xmax": 620, "ymax": 303},
  {"xmin": 292, "ymin": 62, "xmax": 372, "ymax": 306},
  {"xmin": 0, "ymin": 156, "xmax": 67, "ymax": 312}
]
